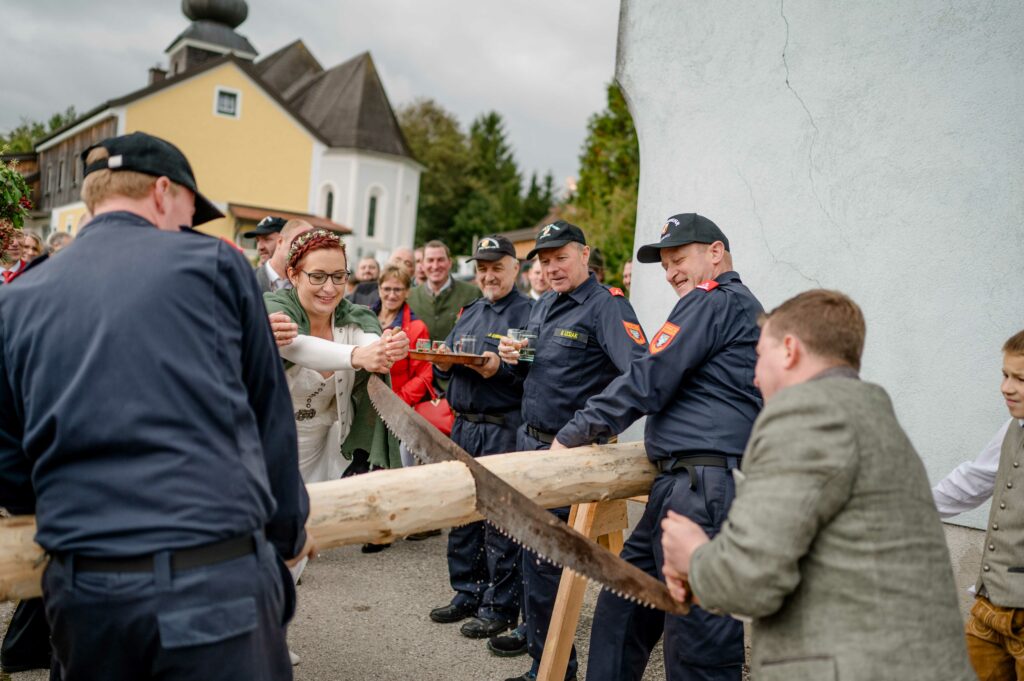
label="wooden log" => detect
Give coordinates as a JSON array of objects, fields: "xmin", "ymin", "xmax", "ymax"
[{"xmin": 0, "ymin": 442, "xmax": 656, "ymax": 601}]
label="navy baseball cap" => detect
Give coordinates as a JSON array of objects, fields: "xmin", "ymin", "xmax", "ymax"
[
  {"xmin": 469, "ymin": 234, "xmax": 517, "ymax": 262},
  {"xmin": 636, "ymin": 213, "xmax": 730, "ymax": 263},
  {"xmin": 526, "ymin": 220, "xmax": 586, "ymax": 260},
  {"xmin": 242, "ymin": 216, "xmax": 287, "ymax": 238},
  {"xmin": 81, "ymin": 131, "xmax": 224, "ymax": 226}
]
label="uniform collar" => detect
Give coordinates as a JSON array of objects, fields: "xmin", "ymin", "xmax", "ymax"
[
  {"xmin": 714, "ymin": 270, "xmax": 741, "ymax": 285},
  {"xmin": 80, "ymin": 211, "xmax": 157, "ymax": 235},
  {"xmin": 562, "ymin": 272, "xmax": 601, "ymax": 305}
]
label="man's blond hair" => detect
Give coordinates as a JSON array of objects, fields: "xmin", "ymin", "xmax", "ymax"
[{"xmin": 80, "ymin": 147, "xmax": 177, "ymax": 211}]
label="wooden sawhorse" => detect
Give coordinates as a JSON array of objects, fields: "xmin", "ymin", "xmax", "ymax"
[{"xmin": 536, "ymin": 496, "xmax": 647, "ymax": 681}]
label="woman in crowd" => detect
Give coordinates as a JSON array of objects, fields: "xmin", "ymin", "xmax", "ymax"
[
  {"xmin": 264, "ymin": 227, "xmax": 404, "ymax": 483},
  {"xmin": 376, "ymin": 265, "xmax": 432, "ymax": 406},
  {"xmin": 20, "ymin": 233, "xmax": 43, "ymax": 261}
]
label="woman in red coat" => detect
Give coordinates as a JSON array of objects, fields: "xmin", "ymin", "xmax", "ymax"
[{"xmin": 375, "ymin": 265, "xmax": 432, "ymax": 405}]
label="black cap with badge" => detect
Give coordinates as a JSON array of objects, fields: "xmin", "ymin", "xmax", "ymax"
[
  {"xmin": 635, "ymin": 213, "xmax": 730, "ymax": 263},
  {"xmin": 525, "ymin": 220, "xmax": 587, "ymax": 260},
  {"xmin": 81, "ymin": 131, "xmax": 224, "ymax": 226},
  {"xmin": 242, "ymin": 216, "xmax": 287, "ymax": 238},
  {"xmin": 468, "ymin": 234, "xmax": 517, "ymax": 262}
]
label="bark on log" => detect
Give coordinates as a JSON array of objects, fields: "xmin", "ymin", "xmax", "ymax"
[{"xmin": 0, "ymin": 442, "xmax": 655, "ymax": 601}]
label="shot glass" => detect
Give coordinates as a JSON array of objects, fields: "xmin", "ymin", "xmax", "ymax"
[
  {"xmin": 507, "ymin": 329, "xmax": 537, "ymax": 362},
  {"xmin": 431, "ymin": 340, "xmax": 447, "ymax": 352},
  {"xmin": 455, "ymin": 335, "xmax": 477, "ymax": 354},
  {"xmin": 415, "ymin": 339, "xmax": 432, "ymax": 352}
]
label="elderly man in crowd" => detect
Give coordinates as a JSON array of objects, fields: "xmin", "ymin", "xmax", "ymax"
[
  {"xmin": 255, "ymin": 219, "xmax": 311, "ymax": 294},
  {"xmin": 389, "ymin": 247, "xmax": 416, "ymax": 280},
  {"xmin": 244, "ymin": 215, "xmax": 287, "ymax": 270},
  {"xmin": 0, "ymin": 131, "xmax": 310, "ymax": 680},
  {"xmin": 428, "ymin": 235, "xmax": 532, "ymax": 642},
  {"xmin": 46, "ymin": 231, "xmax": 73, "ymax": 255},
  {"xmin": 497, "ymin": 220, "xmax": 648, "ymax": 681},
  {"xmin": 407, "ymin": 240, "xmax": 481, "ymax": 342},
  {"xmin": 553, "ymin": 214, "xmax": 760, "ymax": 681},
  {"xmin": 661, "ymin": 289, "xmax": 973, "ymax": 681}
]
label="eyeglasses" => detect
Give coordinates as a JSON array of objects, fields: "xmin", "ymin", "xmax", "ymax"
[
  {"xmin": 299, "ymin": 270, "xmax": 350, "ymax": 286},
  {"xmin": 380, "ymin": 286, "xmax": 408, "ymax": 295}
]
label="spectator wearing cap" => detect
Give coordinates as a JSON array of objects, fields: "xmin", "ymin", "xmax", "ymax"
[
  {"xmin": 407, "ymin": 239, "xmax": 481, "ymax": 342},
  {"xmin": 495, "ymin": 220, "xmax": 648, "ymax": 681},
  {"xmin": 427, "ymin": 235, "xmax": 532, "ymax": 642},
  {"xmin": 258, "ymin": 218, "xmax": 312, "ymax": 294},
  {"xmin": 0, "ymin": 131, "xmax": 311, "ymax": 680},
  {"xmin": 243, "ymin": 215, "xmax": 287, "ymax": 270},
  {"xmin": 550, "ymin": 213, "xmax": 763, "ymax": 681}
]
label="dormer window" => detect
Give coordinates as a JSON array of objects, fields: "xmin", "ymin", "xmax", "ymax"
[{"xmin": 214, "ymin": 88, "xmax": 241, "ymax": 118}]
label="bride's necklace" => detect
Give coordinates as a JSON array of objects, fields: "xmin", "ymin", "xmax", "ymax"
[{"xmin": 295, "ymin": 379, "xmax": 328, "ymax": 421}]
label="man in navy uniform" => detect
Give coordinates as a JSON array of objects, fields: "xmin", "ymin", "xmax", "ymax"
[
  {"xmin": 427, "ymin": 235, "xmax": 533, "ymax": 641},
  {"xmin": 0, "ymin": 131, "xmax": 312, "ymax": 680},
  {"xmin": 551, "ymin": 214, "xmax": 762, "ymax": 681},
  {"xmin": 497, "ymin": 220, "xmax": 649, "ymax": 681}
]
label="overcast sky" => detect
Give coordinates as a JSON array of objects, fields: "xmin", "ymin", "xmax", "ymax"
[{"xmin": 1, "ymin": 1, "xmax": 621, "ymax": 192}]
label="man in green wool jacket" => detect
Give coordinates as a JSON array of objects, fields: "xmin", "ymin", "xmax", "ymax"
[{"xmin": 407, "ymin": 239, "xmax": 482, "ymax": 342}]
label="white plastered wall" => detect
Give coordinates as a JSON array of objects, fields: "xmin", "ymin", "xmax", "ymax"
[{"xmin": 617, "ymin": 0, "xmax": 1024, "ymax": 532}]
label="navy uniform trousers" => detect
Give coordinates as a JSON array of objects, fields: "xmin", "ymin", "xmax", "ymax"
[
  {"xmin": 518, "ymin": 427, "xmax": 577, "ymax": 681},
  {"xmin": 586, "ymin": 462, "xmax": 744, "ymax": 681},
  {"xmin": 447, "ymin": 413, "xmax": 523, "ymax": 623},
  {"xmin": 43, "ymin": 534, "xmax": 294, "ymax": 681}
]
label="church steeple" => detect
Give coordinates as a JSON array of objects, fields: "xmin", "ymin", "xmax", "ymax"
[{"xmin": 166, "ymin": 0, "xmax": 258, "ymax": 76}]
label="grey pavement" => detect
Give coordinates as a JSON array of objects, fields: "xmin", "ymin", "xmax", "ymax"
[{"xmin": 1, "ymin": 530, "xmax": 668, "ymax": 681}]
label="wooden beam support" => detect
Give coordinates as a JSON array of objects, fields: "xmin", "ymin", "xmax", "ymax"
[{"xmin": 0, "ymin": 442, "xmax": 656, "ymax": 601}]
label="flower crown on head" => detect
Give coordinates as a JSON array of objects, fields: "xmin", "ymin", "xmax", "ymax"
[{"xmin": 287, "ymin": 228, "xmax": 341, "ymax": 264}]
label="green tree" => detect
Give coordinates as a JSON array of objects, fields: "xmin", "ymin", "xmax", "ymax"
[
  {"xmin": 396, "ymin": 98, "xmax": 472, "ymax": 247},
  {"xmin": 566, "ymin": 83, "xmax": 639, "ymax": 288},
  {"xmin": 0, "ymin": 107, "xmax": 78, "ymax": 153},
  {"xmin": 522, "ymin": 171, "xmax": 555, "ymax": 227},
  {"xmin": 449, "ymin": 112, "xmax": 523, "ymax": 252}
]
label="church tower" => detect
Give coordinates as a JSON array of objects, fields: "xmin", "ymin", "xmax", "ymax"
[{"xmin": 166, "ymin": 0, "xmax": 258, "ymax": 76}]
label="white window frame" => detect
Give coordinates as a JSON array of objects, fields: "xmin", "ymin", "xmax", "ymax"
[
  {"xmin": 213, "ymin": 87, "xmax": 242, "ymax": 119},
  {"xmin": 365, "ymin": 185, "xmax": 386, "ymax": 240}
]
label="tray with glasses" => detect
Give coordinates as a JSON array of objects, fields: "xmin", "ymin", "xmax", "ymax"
[{"xmin": 411, "ymin": 337, "xmax": 488, "ymax": 366}]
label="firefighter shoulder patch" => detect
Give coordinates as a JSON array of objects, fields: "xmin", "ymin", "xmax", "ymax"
[
  {"xmin": 695, "ymin": 280, "xmax": 719, "ymax": 292},
  {"xmin": 623, "ymin": 321, "xmax": 646, "ymax": 346},
  {"xmin": 650, "ymin": 322, "xmax": 680, "ymax": 354},
  {"xmin": 608, "ymin": 286, "xmax": 625, "ymax": 297}
]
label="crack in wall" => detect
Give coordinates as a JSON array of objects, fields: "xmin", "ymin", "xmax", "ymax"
[
  {"xmin": 780, "ymin": 0, "xmax": 851, "ymax": 249},
  {"xmin": 737, "ymin": 166, "xmax": 823, "ymax": 287}
]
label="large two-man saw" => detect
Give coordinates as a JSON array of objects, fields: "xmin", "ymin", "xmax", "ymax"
[{"xmin": 367, "ymin": 376, "xmax": 687, "ymax": 615}]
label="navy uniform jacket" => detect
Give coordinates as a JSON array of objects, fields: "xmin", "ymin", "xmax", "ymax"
[
  {"xmin": 557, "ymin": 271, "xmax": 763, "ymax": 462},
  {"xmin": 0, "ymin": 211, "xmax": 308, "ymax": 559},
  {"xmin": 436, "ymin": 289, "xmax": 533, "ymax": 415},
  {"xmin": 519, "ymin": 274, "xmax": 648, "ymax": 433}
]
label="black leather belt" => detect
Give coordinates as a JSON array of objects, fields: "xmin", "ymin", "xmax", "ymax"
[
  {"xmin": 526, "ymin": 424, "xmax": 556, "ymax": 444},
  {"xmin": 72, "ymin": 535, "xmax": 256, "ymax": 574},
  {"xmin": 459, "ymin": 412, "xmax": 507, "ymax": 426},
  {"xmin": 658, "ymin": 454, "xmax": 736, "ymax": 490}
]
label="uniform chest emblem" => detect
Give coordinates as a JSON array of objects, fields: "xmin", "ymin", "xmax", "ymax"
[
  {"xmin": 650, "ymin": 322, "xmax": 680, "ymax": 354},
  {"xmin": 622, "ymin": 321, "xmax": 646, "ymax": 346}
]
